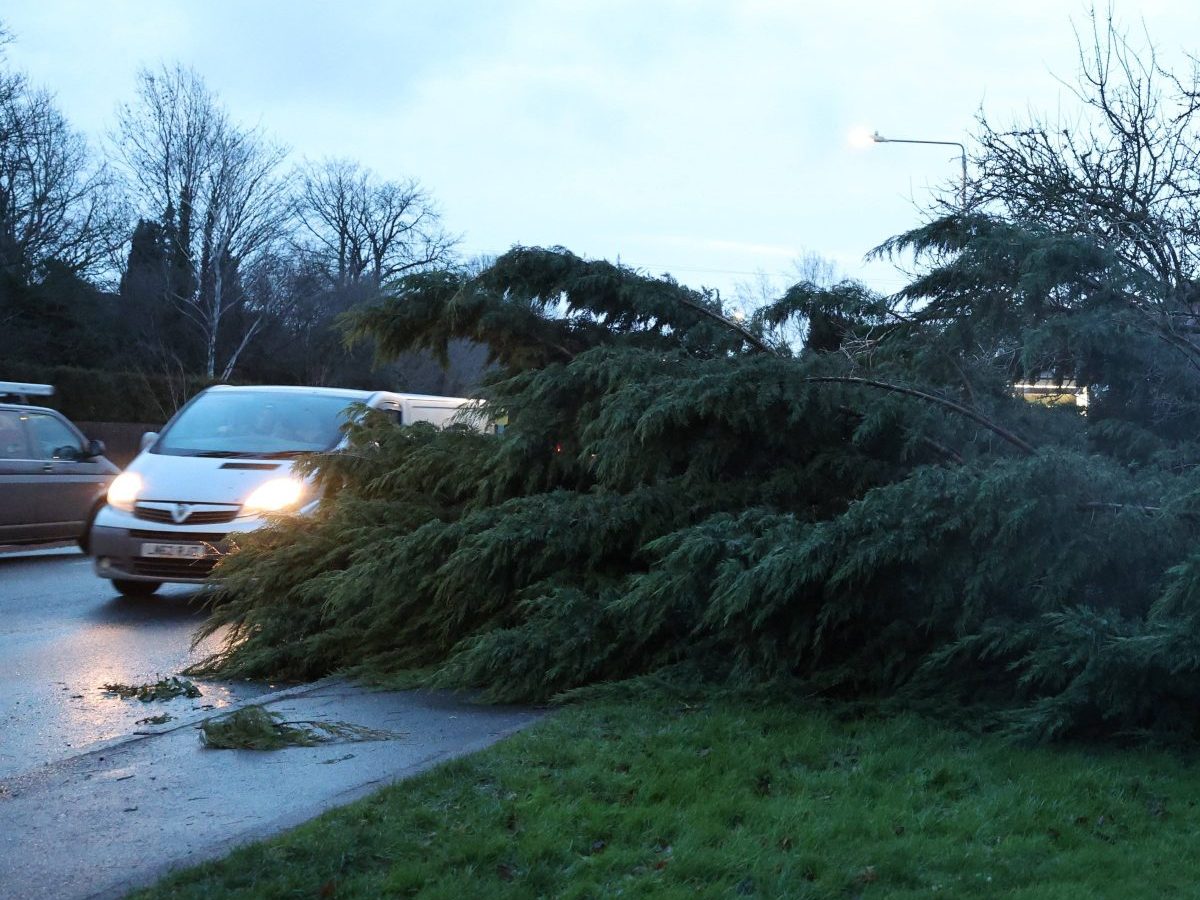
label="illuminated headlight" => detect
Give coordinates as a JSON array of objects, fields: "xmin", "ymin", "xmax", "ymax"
[
  {"xmin": 242, "ymin": 478, "xmax": 307, "ymax": 515},
  {"xmin": 107, "ymin": 472, "xmax": 143, "ymax": 511}
]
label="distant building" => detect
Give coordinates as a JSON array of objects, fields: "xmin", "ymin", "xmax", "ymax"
[{"xmin": 1014, "ymin": 374, "xmax": 1089, "ymax": 410}]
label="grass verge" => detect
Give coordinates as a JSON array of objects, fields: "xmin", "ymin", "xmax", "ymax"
[{"xmin": 133, "ymin": 698, "xmax": 1200, "ymax": 898}]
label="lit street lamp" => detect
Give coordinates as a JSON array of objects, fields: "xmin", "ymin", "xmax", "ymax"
[{"xmin": 869, "ymin": 130, "xmax": 967, "ymax": 209}]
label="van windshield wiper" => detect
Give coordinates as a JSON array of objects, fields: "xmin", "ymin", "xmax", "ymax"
[
  {"xmin": 163, "ymin": 448, "xmax": 326, "ymax": 459},
  {"xmin": 261, "ymin": 449, "xmax": 319, "ymax": 459}
]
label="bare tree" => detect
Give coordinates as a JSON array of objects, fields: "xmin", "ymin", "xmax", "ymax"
[
  {"xmin": 112, "ymin": 65, "xmax": 290, "ymax": 379},
  {"xmin": 294, "ymin": 158, "xmax": 455, "ymax": 293},
  {"xmin": 0, "ymin": 70, "xmax": 125, "ymax": 283},
  {"xmin": 255, "ymin": 159, "xmax": 459, "ymax": 386},
  {"xmin": 897, "ymin": 7, "xmax": 1200, "ymax": 391},
  {"xmin": 965, "ymin": 8, "xmax": 1200, "ymax": 294}
]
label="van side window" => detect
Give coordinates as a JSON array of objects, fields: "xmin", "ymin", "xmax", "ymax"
[
  {"xmin": 0, "ymin": 410, "xmax": 29, "ymax": 459},
  {"xmin": 25, "ymin": 413, "xmax": 83, "ymax": 460}
]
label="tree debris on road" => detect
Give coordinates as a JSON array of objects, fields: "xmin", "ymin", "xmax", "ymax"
[
  {"xmin": 102, "ymin": 677, "xmax": 201, "ymax": 702},
  {"xmin": 200, "ymin": 705, "xmax": 401, "ymax": 750}
]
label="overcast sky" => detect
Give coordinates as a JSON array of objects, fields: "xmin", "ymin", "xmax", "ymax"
[{"xmin": 4, "ymin": 0, "xmax": 1199, "ymax": 299}]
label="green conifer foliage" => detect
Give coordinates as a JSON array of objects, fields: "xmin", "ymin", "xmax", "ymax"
[{"xmin": 195, "ymin": 236, "xmax": 1200, "ymax": 742}]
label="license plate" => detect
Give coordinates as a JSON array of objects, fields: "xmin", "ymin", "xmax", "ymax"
[{"xmin": 139, "ymin": 542, "xmax": 210, "ymax": 559}]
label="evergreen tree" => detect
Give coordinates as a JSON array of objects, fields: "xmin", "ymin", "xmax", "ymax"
[
  {"xmin": 182, "ymin": 240, "xmax": 1188, "ymax": 743},
  {"xmin": 119, "ymin": 217, "xmax": 199, "ymax": 373}
]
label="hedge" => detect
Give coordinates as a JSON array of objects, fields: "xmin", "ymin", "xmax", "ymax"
[{"xmin": 3, "ymin": 364, "xmax": 212, "ymax": 423}]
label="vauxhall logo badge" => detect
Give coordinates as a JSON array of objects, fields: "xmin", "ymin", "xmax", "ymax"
[{"xmin": 171, "ymin": 503, "xmax": 193, "ymax": 524}]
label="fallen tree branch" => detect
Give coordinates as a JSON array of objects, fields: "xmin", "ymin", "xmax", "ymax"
[
  {"xmin": 805, "ymin": 375, "xmax": 1037, "ymax": 456},
  {"xmin": 675, "ymin": 294, "xmax": 776, "ymax": 354},
  {"xmin": 1078, "ymin": 500, "xmax": 1164, "ymax": 514}
]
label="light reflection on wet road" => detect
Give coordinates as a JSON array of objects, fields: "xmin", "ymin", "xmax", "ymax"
[{"xmin": 0, "ymin": 547, "xmax": 268, "ymax": 779}]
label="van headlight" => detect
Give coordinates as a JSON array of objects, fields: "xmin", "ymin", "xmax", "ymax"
[
  {"xmin": 242, "ymin": 478, "xmax": 307, "ymax": 515},
  {"xmin": 107, "ymin": 472, "xmax": 143, "ymax": 511}
]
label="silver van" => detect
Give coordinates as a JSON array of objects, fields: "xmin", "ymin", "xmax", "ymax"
[
  {"xmin": 0, "ymin": 382, "xmax": 119, "ymax": 547},
  {"xmin": 89, "ymin": 384, "xmax": 471, "ymax": 596}
]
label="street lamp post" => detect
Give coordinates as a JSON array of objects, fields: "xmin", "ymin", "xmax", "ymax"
[{"xmin": 871, "ymin": 131, "xmax": 967, "ymax": 209}]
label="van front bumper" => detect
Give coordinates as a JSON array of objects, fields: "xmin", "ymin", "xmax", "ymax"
[{"xmin": 90, "ymin": 505, "xmax": 270, "ymax": 585}]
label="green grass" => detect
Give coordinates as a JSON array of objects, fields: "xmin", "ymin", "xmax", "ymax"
[{"xmin": 134, "ymin": 699, "xmax": 1200, "ymax": 898}]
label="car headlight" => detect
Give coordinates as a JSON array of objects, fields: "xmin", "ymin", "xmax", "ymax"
[
  {"xmin": 107, "ymin": 472, "xmax": 142, "ymax": 511},
  {"xmin": 242, "ymin": 477, "xmax": 307, "ymax": 515}
]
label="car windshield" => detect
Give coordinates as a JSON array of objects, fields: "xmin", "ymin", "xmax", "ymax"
[{"xmin": 154, "ymin": 391, "xmax": 359, "ymax": 457}]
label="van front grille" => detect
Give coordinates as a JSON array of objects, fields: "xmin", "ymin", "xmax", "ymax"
[{"xmin": 133, "ymin": 505, "xmax": 240, "ymax": 526}]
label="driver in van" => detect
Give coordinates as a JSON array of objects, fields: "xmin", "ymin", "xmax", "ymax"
[{"xmin": 252, "ymin": 405, "xmax": 283, "ymax": 438}]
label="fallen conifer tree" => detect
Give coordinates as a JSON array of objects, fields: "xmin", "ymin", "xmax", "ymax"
[
  {"xmin": 186, "ymin": 229, "xmax": 1200, "ymax": 743},
  {"xmin": 194, "ymin": 19, "xmax": 1200, "ymax": 741}
]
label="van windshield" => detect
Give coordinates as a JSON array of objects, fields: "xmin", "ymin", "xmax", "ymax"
[{"xmin": 153, "ymin": 391, "xmax": 359, "ymax": 458}]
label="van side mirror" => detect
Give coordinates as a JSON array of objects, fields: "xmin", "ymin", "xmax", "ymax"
[
  {"xmin": 85, "ymin": 438, "xmax": 106, "ymax": 459},
  {"xmin": 140, "ymin": 431, "xmax": 159, "ymax": 452}
]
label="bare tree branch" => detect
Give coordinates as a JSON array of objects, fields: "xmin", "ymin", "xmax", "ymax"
[{"xmin": 293, "ymin": 158, "xmax": 456, "ymax": 293}]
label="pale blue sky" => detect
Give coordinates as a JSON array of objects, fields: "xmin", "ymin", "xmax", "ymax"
[{"xmin": 4, "ymin": 1, "xmax": 1199, "ymax": 298}]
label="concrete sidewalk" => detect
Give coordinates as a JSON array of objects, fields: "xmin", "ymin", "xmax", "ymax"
[{"xmin": 0, "ymin": 679, "xmax": 544, "ymax": 900}]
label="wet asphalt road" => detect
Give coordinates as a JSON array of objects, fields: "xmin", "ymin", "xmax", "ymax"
[
  {"xmin": 0, "ymin": 546, "xmax": 546, "ymax": 900},
  {"xmin": 0, "ymin": 546, "xmax": 267, "ymax": 780}
]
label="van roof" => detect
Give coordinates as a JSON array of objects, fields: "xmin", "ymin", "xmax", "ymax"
[
  {"xmin": 205, "ymin": 384, "xmax": 373, "ymax": 400},
  {"xmin": 203, "ymin": 385, "xmax": 470, "ymax": 404}
]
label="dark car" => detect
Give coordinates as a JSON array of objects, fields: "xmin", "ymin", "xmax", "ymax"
[{"xmin": 0, "ymin": 383, "xmax": 119, "ymax": 547}]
